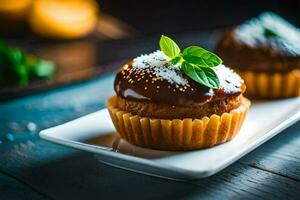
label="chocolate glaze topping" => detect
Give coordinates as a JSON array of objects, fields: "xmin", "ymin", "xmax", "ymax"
[
  {"xmin": 114, "ymin": 51, "xmax": 244, "ymax": 107},
  {"xmin": 216, "ymin": 12, "xmax": 300, "ymax": 73}
]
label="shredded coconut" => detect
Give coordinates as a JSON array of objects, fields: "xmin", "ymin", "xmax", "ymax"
[
  {"xmin": 215, "ymin": 65, "xmax": 242, "ymax": 93},
  {"xmin": 132, "ymin": 50, "xmax": 187, "ymax": 85},
  {"xmin": 234, "ymin": 12, "xmax": 300, "ymax": 54}
]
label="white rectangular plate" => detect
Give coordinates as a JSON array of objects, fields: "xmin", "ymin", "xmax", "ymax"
[{"xmin": 40, "ymin": 98, "xmax": 300, "ymax": 180}]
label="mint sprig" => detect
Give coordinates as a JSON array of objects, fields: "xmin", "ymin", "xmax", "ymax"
[
  {"xmin": 159, "ymin": 35, "xmax": 222, "ymax": 89},
  {"xmin": 264, "ymin": 27, "xmax": 279, "ymax": 38},
  {"xmin": 0, "ymin": 40, "xmax": 56, "ymax": 87},
  {"xmin": 159, "ymin": 35, "xmax": 181, "ymax": 58},
  {"xmin": 182, "ymin": 46, "xmax": 222, "ymax": 67}
]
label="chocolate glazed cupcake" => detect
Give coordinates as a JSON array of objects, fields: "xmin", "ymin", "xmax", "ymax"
[
  {"xmin": 108, "ymin": 36, "xmax": 250, "ymax": 151},
  {"xmin": 216, "ymin": 12, "xmax": 300, "ymax": 98}
]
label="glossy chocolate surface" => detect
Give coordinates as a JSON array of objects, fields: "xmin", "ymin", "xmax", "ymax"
[{"xmin": 114, "ymin": 51, "xmax": 244, "ymax": 106}]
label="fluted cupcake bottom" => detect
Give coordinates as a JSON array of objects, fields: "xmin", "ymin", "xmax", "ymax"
[
  {"xmin": 107, "ymin": 96, "xmax": 250, "ymax": 151},
  {"xmin": 237, "ymin": 69, "xmax": 300, "ymax": 99}
]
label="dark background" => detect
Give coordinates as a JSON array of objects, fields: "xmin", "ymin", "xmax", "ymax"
[
  {"xmin": 98, "ymin": 0, "xmax": 300, "ymax": 34},
  {"xmin": 1, "ymin": 0, "xmax": 300, "ymax": 100}
]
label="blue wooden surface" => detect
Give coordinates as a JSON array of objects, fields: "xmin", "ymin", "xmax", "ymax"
[{"xmin": 0, "ymin": 73, "xmax": 299, "ymax": 200}]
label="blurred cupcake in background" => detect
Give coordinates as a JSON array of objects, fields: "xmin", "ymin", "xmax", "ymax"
[{"xmin": 216, "ymin": 12, "xmax": 300, "ymax": 99}]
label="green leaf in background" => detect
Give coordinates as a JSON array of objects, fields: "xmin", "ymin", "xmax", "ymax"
[
  {"xmin": 11, "ymin": 48, "xmax": 30, "ymax": 86},
  {"xmin": 0, "ymin": 40, "xmax": 56, "ymax": 87},
  {"xmin": 34, "ymin": 60, "xmax": 56, "ymax": 78},
  {"xmin": 182, "ymin": 46, "xmax": 222, "ymax": 67},
  {"xmin": 264, "ymin": 27, "xmax": 279, "ymax": 38},
  {"xmin": 0, "ymin": 41, "xmax": 29, "ymax": 86},
  {"xmin": 159, "ymin": 35, "xmax": 181, "ymax": 58},
  {"xmin": 181, "ymin": 61, "xmax": 220, "ymax": 89}
]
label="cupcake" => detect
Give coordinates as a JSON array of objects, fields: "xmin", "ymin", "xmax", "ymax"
[
  {"xmin": 216, "ymin": 12, "xmax": 300, "ymax": 98},
  {"xmin": 107, "ymin": 35, "xmax": 250, "ymax": 151}
]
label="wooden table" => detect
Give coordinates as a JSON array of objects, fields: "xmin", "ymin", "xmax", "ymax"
[
  {"xmin": 1, "ymin": 31, "xmax": 300, "ymax": 199},
  {"xmin": 0, "ymin": 73, "xmax": 299, "ymax": 200}
]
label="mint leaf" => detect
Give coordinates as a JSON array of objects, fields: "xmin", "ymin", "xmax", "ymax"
[
  {"xmin": 182, "ymin": 46, "xmax": 222, "ymax": 67},
  {"xmin": 201, "ymin": 67, "xmax": 220, "ymax": 88},
  {"xmin": 0, "ymin": 42, "xmax": 30, "ymax": 86},
  {"xmin": 264, "ymin": 27, "xmax": 278, "ymax": 38},
  {"xmin": 16, "ymin": 64, "xmax": 29, "ymax": 86},
  {"xmin": 170, "ymin": 56, "xmax": 182, "ymax": 65},
  {"xmin": 0, "ymin": 40, "xmax": 56, "ymax": 86},
  {"xmin": 158, "ymin": 35, "xmax": 222, "ymax": 89},
  {"xmin": 34, "ymin": 60, "xmax": 56, "ymax": 78},
  {"xmin": 181, "ymin": 62, "xmax": 219, "ymax": 89},
  {"xmin": 159, "ymin": 35, "xmax": 180, "ymax": 58}
]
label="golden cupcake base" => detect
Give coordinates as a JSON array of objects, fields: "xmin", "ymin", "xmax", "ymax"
[
  {"xmin": 107, "ymin": 96, "xmax": 250, "ymax": 151},
  {"xmin": 238, "ymin": 69, "xmax": 300, "ymax": 99}
]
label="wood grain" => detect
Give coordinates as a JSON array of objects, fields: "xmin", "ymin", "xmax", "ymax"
[
  {"xmin": 239, "ymin": 122, "xmax": 300, "ymax": 181},
  {"xmin": 0, "ymin": 172, "xmax": 48, "ymax": 200}
]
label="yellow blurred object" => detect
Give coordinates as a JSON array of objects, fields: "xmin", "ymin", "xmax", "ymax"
[
  {"xmin": 0, "ymin": 0, "xmax": 32, "ymax": 24},
  {"xmin": 0, "ymin": 0, "xmax": 31, "ymax": 21},
  {"xmin": 28, "ymin": 0, "xmax": 99, "ymax": 39},
  {"xmin": 0, "ymin": 0, "xmax": 32, "ymax": 33}
]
